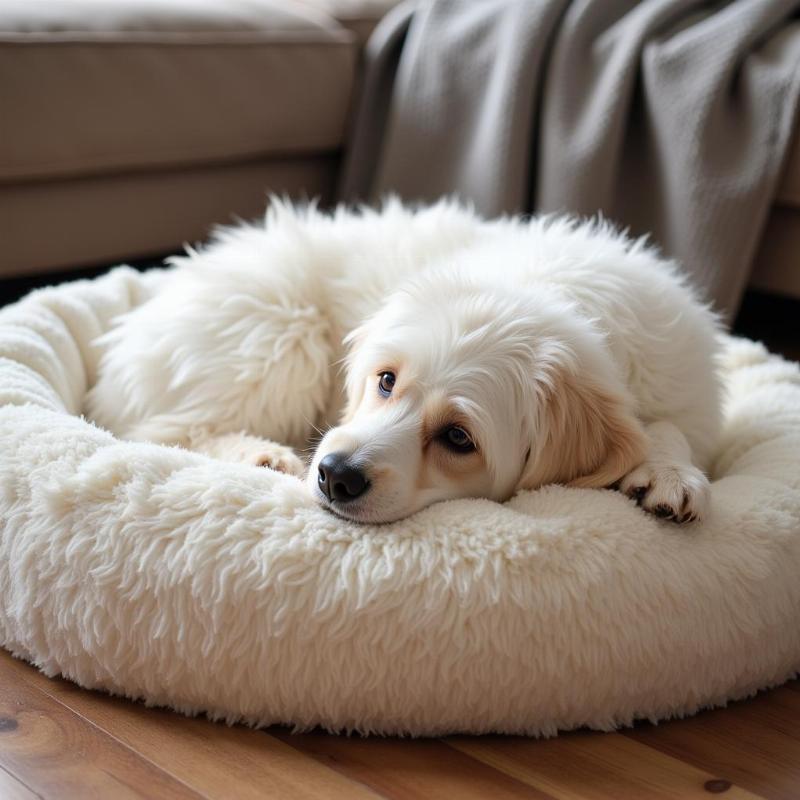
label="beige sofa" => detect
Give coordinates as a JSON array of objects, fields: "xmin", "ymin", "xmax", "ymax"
[
  {"xmin": 1, "ymin": 0, "xmax": 797, "ymax": 300},
  {"xmin": 0, "ymin": 0, "xmax": 396, "ymax": 277},
  {"xmin": 751, "ymin": 144, "xmax": 800, "ymax": 300}
]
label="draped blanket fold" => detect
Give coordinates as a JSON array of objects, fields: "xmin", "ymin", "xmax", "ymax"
[{"xmin": 340, "ymin": 0, "xmax": 800, "ymax": 314}]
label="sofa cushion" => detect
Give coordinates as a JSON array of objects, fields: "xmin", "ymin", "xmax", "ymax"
[
  {"xmin": 0, "ymin": 0, "xmax": 357, "ymax": 183},
  {"xmin": 298, "ymin": 0, "xmax": 403, "ymax": 43},
  {"xmin": 0, "ymin": 155, "xmax": 339, "ymax": 277},
  {"xmin": 777, "ymin": 129, "xmax": 800, "ymax": 210},
  {"xmin": 750, "ymin": 205, "xmax": 800, "ymax": 299}
]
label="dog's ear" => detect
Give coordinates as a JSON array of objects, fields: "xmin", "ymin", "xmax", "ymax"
[{"xmin": 518, "ymin": 370, "xmax": 648, "ymax": 491}]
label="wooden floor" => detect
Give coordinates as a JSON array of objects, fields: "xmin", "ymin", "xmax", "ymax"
[{"xmin": 1, "ymin": 650, "xmax": 798, "ymax": 799}]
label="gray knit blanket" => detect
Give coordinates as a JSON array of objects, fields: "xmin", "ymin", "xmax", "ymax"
[{"xmin": 340, "ymin": 0, "xmax": 800, "ymax": 315}]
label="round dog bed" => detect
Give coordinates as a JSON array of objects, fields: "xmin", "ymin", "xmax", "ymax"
[{"xmin": 0, "ymin": 266, "xmax": 798, "ymax": 736}]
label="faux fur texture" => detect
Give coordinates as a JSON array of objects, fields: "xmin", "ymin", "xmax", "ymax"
[{"xmin": 0, "ymin": 261, "xmax": 799, "ymax": 736}]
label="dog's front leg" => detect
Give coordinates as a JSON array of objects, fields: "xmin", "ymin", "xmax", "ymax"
[
  {"xmin": 619, "ymin": 421, "xmax": 710, "ymax": 524},
  {"xmin": 189, "ymin": 431, "xmax": 306, "ymax": 477}
]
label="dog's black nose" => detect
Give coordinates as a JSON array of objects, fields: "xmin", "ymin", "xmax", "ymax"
[{"xmin": 317, "ymin": 453, "xmax": 369, "ymax": 502}]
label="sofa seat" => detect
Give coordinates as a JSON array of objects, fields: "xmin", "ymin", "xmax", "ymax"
[
  {"xmin": 0, "ymin": 0, "xmax": 360, "ymax": 276},
  {"xmin": 751, "ymin": 130, "xmax": 800, "ymax": 300}
]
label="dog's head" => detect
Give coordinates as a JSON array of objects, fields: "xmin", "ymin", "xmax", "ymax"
[{"xmin": 307, "ymin": 270, "xmax": 647, "ymax": 523}]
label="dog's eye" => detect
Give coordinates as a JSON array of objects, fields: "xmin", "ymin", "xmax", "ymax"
[
  {"xmin": 378, "ymin": 371, "xmax": 396, "ymax": 397},
  {"xmin": 440, "ymin": 426, "xmax": 475, "ymax": 453}
]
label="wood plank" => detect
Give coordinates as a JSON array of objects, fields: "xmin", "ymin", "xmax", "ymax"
[
  {"xmin": 626, "ymin": 687, "xmax": 800, "ymax": 800},
  {"xmin": 0, "ymin": 766, "xmax": 40, "ymax": 800},
  {"xmin": 4, "ymin": 653, "xmax": 382, "ymax": 800},
  {"xmin": 273, "ymin": 728, "xmax": 553, "ymax": 800},
  {"xmin": 0, "ymin": 655, "xmax": 203, "ymax": 800},
  {"xmin": 721, "ymin": 687, "xmax": 800, "ymax": 741},
  {"xmin": 450, "ymin": 730, "xmax": 762, "ymax": 800}
]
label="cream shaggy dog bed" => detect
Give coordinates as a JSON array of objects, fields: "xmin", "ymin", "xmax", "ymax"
[{"xmin": 1, "ymin": 266, "xmax": 799, "ymax": 736}]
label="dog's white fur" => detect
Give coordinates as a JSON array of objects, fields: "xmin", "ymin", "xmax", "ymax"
[{"xmin": 88, "ymin": 199, "xmax": 721, "ymax": 524}]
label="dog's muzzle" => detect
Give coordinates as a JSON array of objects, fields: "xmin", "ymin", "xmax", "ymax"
[{"xmin": 317, "ymin": 452, "xmax": 370, "ymax": 503}]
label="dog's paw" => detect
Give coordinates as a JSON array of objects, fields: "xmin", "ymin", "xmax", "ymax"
[
  {"xmin": 252, "ymin": 444, "xmax": 305, "ymax": 477},
  {"xmin": 619, "ymin": 460, "xmax": 709, "ymax": 524}
]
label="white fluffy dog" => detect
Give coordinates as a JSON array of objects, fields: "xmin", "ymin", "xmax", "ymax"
[{"xmin": 88, "ymin": 199, "xmax": 721, "ymax": 524}]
